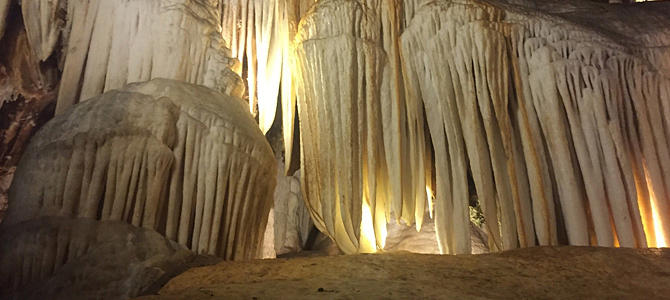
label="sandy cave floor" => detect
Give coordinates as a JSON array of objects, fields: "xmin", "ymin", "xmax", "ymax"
[{"xmin": 135, "ymin": 246, "xmax": 670, "ymax": 300}]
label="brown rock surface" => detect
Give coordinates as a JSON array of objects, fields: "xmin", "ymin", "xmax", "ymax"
[
  {"xmin": 0, "ymin": 217, "xmax": 222, "ymax": 300},
  {"xmin": 0, "ymin": 6, "xmax": 60, "ymax": 222},
  {"xmin": 135, "ymin": 246, "xmax": 670, "ymax": 300}
]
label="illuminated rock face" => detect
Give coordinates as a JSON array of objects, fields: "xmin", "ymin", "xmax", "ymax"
[
  {"xmin": 2, "ymin": 0, "xmax": 670, "ymax": 259},
  {"xmin": 2, "ymin": 79, "xmax": 277, "ymax": 260},
  {"xmin": 404, "ymin": 0, "xmax": 670, "ymax": 251},
  {"xmin": 294, "ymin": 0, "xmax": 391, "ymax": 253},
  {"xmin": 292, "ymin": 0, "xmax": 670, "ymax": 254}
]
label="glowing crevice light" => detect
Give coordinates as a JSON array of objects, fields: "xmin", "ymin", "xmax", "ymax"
[
  {"xmin": 426, "ymin": 186, "xmax": 434, "ymax": 219},
  {"xmin": 646, "ymin": 175, "xmax": 667, "ymax": 247},
  {"xmin": 650, "ymin": 189, "xmax": 668, "ymax": 247},
  {"xmin": 652, "ymin": 207, "xmax": 667, "ymax": 247},
  {"xmin": 359, "ymin": 199, "xmax": 378, "ymax": 253}
]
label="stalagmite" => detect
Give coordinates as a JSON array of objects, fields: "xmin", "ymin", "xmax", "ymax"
[{"xmin": 2, "ymin": 79, "xmax": 277, "ymax": 260}]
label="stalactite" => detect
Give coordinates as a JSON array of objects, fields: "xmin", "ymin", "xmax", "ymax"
[
  {"xmin": 1, "ymin": 79, "xmax": 277, "ymax": 261},
  {"xmin": 395, "ymin": 0, "xmax": 669, "ymax": 250},
  {"xmin": 291, "ymin": 0, "xmax": 670, "ymax": 253},
  {"xmin": 20, "ymin": 0, "xmax": 243, "ymax": 115},
  {"xmin": 218, "ymin": 0, "xmax": 309, "ymax": 135},
  {"xmin": 2, "ymin": 0, "xmax": 669, "ymax": 258},
  {"xmin": 294, "ymin": 0, "xmax": 389, "ymax": 253}
]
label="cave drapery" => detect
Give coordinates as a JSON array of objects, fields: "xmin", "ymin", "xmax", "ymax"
[
  {"xmin": 288, "ymin": 0, "xmax": 670, "ymax": 254},
  {"xmin": 1, "ymin": 0, "xmax": 670, "ymax": 257}
]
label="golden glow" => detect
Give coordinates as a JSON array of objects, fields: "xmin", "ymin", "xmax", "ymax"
[
  {"xmin": 359, "ymin": 198, "xmax": 378, "ymax": 253},
  {"xmin": 646, "ymin": 176, "xmax": 667, "ymax": 247},
  {"xmin": 650, "ymin": 189, "xmax": 668, "ymax": 247},
  {"xmin": 426, "ymin": 186, "xmax": 434, "ymax": 219},
  {"xmin": 256, "ymin": 46, "xmax": 284, "ymax": 134},
  {"xmin": 379, "ymin": 218, "xmax": 387, "ymax": 249}
]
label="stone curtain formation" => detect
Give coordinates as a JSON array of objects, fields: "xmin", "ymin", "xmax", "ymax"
[
  {"xmin": 15, "ymin": 0, "xmax": 310, "ymax": 164},
  {"xmin": 18, "ymin": 0, "xmax": 245, "ymax": 115},
  {"xmin": 292, "ymin": 0, "xmax": 670, "ymax": 253},
  {"xmin": 3, "ymin": 0, "xmax": 670, "ymax": 256}
]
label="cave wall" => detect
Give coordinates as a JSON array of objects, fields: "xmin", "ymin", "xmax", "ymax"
[{"xmin": 1, "ymin": 0, "xmax": 670, "ymax": 257}]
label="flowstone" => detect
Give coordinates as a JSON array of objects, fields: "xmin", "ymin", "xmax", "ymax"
[{"xmin": 2, "ymin": 79, "xmax": 277, "ymax": 260}]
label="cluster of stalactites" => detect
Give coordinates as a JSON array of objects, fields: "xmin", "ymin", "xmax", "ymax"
[
  {"xmin": 2, "ymin": 79, "xmax": 277, "ymax": 261},
  {"xmin": 400, "ymin": 0, "xmax": 670, "ymax": 252},
  {"xmin": 294, "ymin": 0, "xmax": 385, "ymax": 254},
  {"xmin": 218, "ymin": 0, "xmax": 315, "ymax": 139},
  {"xmin": 7, "ymin": 0, "xmax": 670, "ymax": 256},
  {"xmin": 293, "ymin": 0, "xmax": 437, "ymax": 254},
  {"xmin": 18, "ymin": 0, "xmax": 245, "ymax": 114},
  {"xmin": 292, "ymin": 0, "xmax": 670, "ymax": 254}
]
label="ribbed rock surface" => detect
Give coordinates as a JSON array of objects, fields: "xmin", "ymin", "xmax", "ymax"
[
  {"xmin": 273, "ymin": 163, "xmax": 312, "ymax": 256},
  {"xmin": 292, "ymin": 0, "xmax": 670, "ymax": 254},
  {"xmin": 20, "ymin": 0, "xmax": 244, "ymax": 114},
  {"xmin": 2, "ymin": 79, "xmax": 276, "ymax": 260},
  {"xmin": 0, "ymin": 217, "xmax": 221, "ymax": 300}
]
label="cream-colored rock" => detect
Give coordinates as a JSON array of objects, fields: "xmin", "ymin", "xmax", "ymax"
[
  {"xmin": 0, "ymin": 217, "xmax": 221, "ymax": 300},
  {"xmin": 294, "ymin": 0, "xmax": 392, "ymax": 254},
  {"xmin": 292, "ymin": 0, "xmax": 670, "ymax": 254},
  {"xmin": 273, "ymin": 164, "xmax": 312, "ymax": 255},
  {"xmin": 262, "ymin": 163, "xmax": 313, "ymax": 258},
  {"xmin": 395, "ymin": 0, "xmax": 670, "ymax": 251},
  {"xmin": 3, "ymin": 79, "xmax": 276, "ymax": 260},
  {"xmin": 262, "ymin": 207, "xmax": 277, "ymax": 259},
  {"xmin": 384, "ymin": 211, "xmax": 490, "ymax": 255},
  {"xmin": 5, "ymin": 0, "xmax": 670, "ymax": 259},
  {"xmin": 21, "ymin": 0, "xmax": 244, "ymax": 115},
  {"xmin": 219, "ymin": 0, "xmax": 314, "ymax": 168}
]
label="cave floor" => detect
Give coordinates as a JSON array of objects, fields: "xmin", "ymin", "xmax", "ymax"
[{"xmin": 135, "ymin": 246, "xmax": 670, "ymax": 300}]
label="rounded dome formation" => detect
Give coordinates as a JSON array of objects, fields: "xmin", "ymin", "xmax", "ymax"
[{"xmin": 2, "ymin": 78, "xmax": 277, "ymax": 260}]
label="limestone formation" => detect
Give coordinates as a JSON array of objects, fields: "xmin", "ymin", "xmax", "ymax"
[
  {"xmin": 0, "ymin": 0, "xmax": 10, "ymax": 41},
  {"xmin": 0, "ymin": 217, "xmax": 221, "ymax": 300},
  {"xmin": 273, "ymin": 163, "xmax": 312, "ymax": 255},
  {"xmin": 2, "ymin": 79, "xmax": 277, "ymax": 260},
  {"xmin": 20, "ymin": 0, "xmax": 244, "ymax": 115},
  {"xmin": 384, "ymin": 211, "xmax": 490, "ymax": 254},
  {"xmin": 294, "ymin": 0, "xmax": 392, "ymax": 253},
  {"xmin": 291, "ymin": 0, "xmax": 670, "ymax": 254},
  {"xmin": 1, "ymin": 0, "xmax": 670, "ymax": 261}
]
